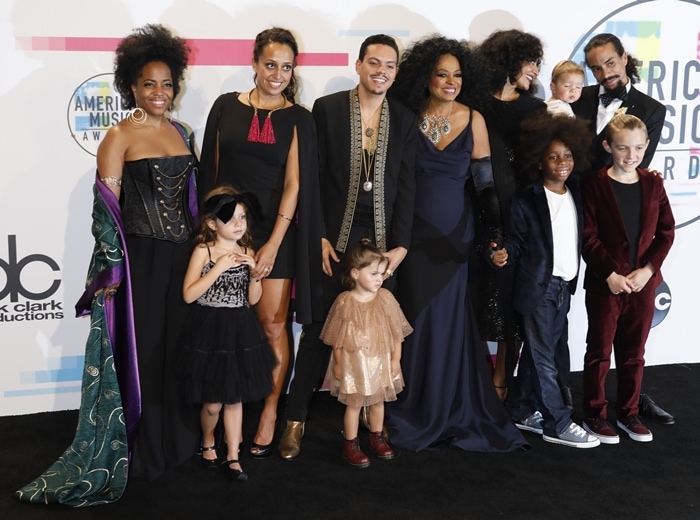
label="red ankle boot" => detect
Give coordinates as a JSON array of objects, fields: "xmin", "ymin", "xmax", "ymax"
[
  {"xmin": 369, "ymin": 430, "xmax": 395, "ymax": 459},
  {"xmin": 342, "ymin": 437, "xmax": 370, "ymax": 468}
]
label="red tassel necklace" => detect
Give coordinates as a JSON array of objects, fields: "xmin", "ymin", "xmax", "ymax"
[{"xmin": 246, "ymin": 89, "xmax": 287, "ymax": 144}]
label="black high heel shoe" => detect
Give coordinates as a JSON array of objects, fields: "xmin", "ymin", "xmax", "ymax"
[
  {"xmin": 220, "ymin": 459, "xmax": 248, "ymax": 481},
  {"xmin": 200, "ymin": 445, "xmax": 219, "ymax": 469},
  {"xmin": 250, "ymin": 442, "xmax": 273, "ymax": 458}
]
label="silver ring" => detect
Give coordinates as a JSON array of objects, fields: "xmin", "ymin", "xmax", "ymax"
[
  {"xmin": 107, "ymin": 289, "xmax": 117, "ymax": 296},
  {"xmin": 265, "ymin": 267, "xmax": 271, "ymax": 272}
]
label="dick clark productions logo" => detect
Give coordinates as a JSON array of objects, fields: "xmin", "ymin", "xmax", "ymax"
[{"xmin": 0, "ymin": 235, "xmax": 63, "ymax": 322}]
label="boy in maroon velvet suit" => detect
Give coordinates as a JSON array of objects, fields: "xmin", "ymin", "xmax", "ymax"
[{"xmin": 581, "ymin": 113, "xmax": 674, "ymax": 444}]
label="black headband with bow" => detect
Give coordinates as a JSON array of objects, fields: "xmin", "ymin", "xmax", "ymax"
[{"xmin": 203, "ymin": 192, "xmax": 262, "ymax": 224}]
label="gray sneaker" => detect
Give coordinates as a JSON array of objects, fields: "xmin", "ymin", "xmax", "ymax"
[
  {"xmin": 543, "ymin": 421, "xmax": 601, "ymax": 449},
  {"xmin": 515, "ymin": 411, "xmax": 544, "ymax": 435}
]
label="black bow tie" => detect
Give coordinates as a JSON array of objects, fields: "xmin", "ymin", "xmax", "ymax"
[{"xmin": 600, "ymin": 88, "xmax": 628, "ymax": 107}]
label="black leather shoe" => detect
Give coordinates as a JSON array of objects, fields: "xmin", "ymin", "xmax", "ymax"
[{"xmin": 639, "ymin": 393, "xmax": 674, "ymax": 424}]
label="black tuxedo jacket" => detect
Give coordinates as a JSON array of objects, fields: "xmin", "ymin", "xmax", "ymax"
[{"xmin": 571, "ymin": 85, "xmax": 666, "ymax": 173}]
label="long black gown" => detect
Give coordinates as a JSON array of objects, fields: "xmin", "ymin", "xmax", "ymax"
[
  {"xmin": 385, "ymin": 119, "xmax": 527, "ymax": 452},
  {"xmin": 122, "ymin": 155, "xmax": 201, "ymax": 480}
]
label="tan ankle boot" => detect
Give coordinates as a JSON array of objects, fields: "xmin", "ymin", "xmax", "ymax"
[{"xmin": 278, "ymin": 420, "xmax": 304, "ymax": 460}]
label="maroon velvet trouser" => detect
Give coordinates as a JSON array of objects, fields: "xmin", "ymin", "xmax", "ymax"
[{"xmin": 582, "ymin": 282, "xmax": 656, "ymax": 421}]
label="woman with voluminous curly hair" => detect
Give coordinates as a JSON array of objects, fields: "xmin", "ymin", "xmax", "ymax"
[
  {"xmin": 384, "ymin": 35, "xmax": 528, "ymax": 453},
  {"xmin": 18, "ymin": 25, "xmax": 200, "ymax": 506},
  {"xmin": 471, "ymin": 29, "xmax": 548, "ymax": 404}
]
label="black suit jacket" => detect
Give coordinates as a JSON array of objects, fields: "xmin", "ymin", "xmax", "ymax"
[
  {"xmin": 312, "ymin": 90, "xmax": 417, "ymax": 252},
  {"xmin": 571, "ymin": 84, "xmax": 666, "ymax": 173},
  {"xmin": 503, "ymin": 177, "xmax": 584, "ymax": 316}
]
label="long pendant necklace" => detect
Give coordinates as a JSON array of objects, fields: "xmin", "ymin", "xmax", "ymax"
[
  {"xmin": 362, "ymin": 147, "xmax": 375, "ymax": 192},
  {"xmin": 360, "ymin": 104, "xmax": 381, "ymax": 191},
  {"xmin": 419, "ymin": 102, "xmax": 454, "ymax": 145}
]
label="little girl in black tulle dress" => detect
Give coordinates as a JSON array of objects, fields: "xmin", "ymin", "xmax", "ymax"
[
  {"xmin": 320, "ymin": 239, "xmax": 413, "ymax": 468},
  {"xmin": 179, "ymin": 187, "xmax": 277, "ymax": 481}
]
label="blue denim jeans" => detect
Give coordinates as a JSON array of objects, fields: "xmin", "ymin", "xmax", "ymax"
[{"xmin": 511, "ymin": 276, "xmax": 572, "ymax": 437}]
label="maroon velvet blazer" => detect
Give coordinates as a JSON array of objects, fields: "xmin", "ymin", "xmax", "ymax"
[{"xmin": 581, "ymin": 167, "xmax": 675, "ymax": 291}]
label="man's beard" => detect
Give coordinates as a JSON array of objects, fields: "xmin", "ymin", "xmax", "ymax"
[{"xmin": 602, "ymin": 76, "xmax": 624, "ymax": 94}]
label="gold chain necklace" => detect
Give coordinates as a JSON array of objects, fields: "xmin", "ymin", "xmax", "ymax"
[
  {"xmin": 360, "ymin": 104, "xmax": 382, "ymax": 148},
  {"xmin": 359, "ymin": 104, "xmax": 381, "ymax": 192},
  {"xmin": 361, "ymin": 147, "xmax": 376, "ymax": 192}
]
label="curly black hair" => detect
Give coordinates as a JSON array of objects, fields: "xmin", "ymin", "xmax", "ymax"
[
  {"xmin": 517, "ymin": 113, "xmax": 594, "ymax": 181},
  {"xmin": 389, "ymin": 34, "xmax": 474, "ymax": 115},
  {"xmin": 584, "ymin": 33, "xmax": 641, "ymax": 84},
  {"xmin": 474, "ymin": 29, "xmax": 544, "ymax": 99},
  {"xmin": 253, "ymin": 27, "xmax": 299, "ymax": 102},
  {"xmin": 113, "ymin": 24, "xmax": 189, "ymax": 110}
]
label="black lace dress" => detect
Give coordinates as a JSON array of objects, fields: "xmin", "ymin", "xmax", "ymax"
[{"xmin": 179, "ymin": 261, "xmax": 277, "ymax": 404}]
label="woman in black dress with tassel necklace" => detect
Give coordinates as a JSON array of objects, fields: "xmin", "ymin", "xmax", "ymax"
[{"xmin": 199, "ymin": 27, "xmax": 321, "ymax": 458}]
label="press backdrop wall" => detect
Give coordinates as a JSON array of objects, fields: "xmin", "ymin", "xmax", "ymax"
[{"xmin": 1, "ymin": 0, "xmax": 698, "ymax": 416}]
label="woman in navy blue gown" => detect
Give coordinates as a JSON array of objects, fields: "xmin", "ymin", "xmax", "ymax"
[{"xmin": 385, "ymin": 36, "xmax": 527, "ymax": 451}]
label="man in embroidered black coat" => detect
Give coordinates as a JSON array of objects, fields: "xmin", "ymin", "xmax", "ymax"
[{"xmin": 278, "ymin": 34, "xmax": 417, "ymax": 459}]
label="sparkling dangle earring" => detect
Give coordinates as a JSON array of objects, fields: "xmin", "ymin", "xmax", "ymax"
[{"xmin": 167, "ymin": 104, "xmax": 174, "ymax": 122}]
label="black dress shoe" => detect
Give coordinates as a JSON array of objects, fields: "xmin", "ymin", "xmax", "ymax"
[{"xmin": 639, "ymin": 393, "xmax": 675, "ymax": 424}]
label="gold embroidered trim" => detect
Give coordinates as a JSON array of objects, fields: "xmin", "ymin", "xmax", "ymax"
[{"xmin": 336, "ymin": 88, "xmax": 390, "ymax": 253}]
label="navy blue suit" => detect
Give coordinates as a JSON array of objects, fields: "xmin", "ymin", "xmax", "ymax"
[
  {"xmin": 503, "ymin": 177, "xmax": 584, "ymax": 436},
  {"xmin": 504, "ymin": 178, "xmax": 583, "ymax": 315}
]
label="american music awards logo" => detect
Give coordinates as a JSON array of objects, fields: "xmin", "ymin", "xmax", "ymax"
[
  {"xmin": 67, "ymin": 73, "xmax": 129, "ymax": 157},
  {"xmin": 569, "ymin": 0, "xmax": 700, "ymax": 229},
  {"xmin": 0, "ymin": 235, "xmax": 64, "ymax": 323}
]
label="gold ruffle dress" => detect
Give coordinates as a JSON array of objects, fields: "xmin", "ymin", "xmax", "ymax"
[{"xmin": 320, "ymin": 288, "xmax": 413, "ymax": 407}]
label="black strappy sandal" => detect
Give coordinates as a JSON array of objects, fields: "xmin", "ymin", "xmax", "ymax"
[{"xmin": 200, "ymin": 445, "xmax": 219, "ymax": 469}]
